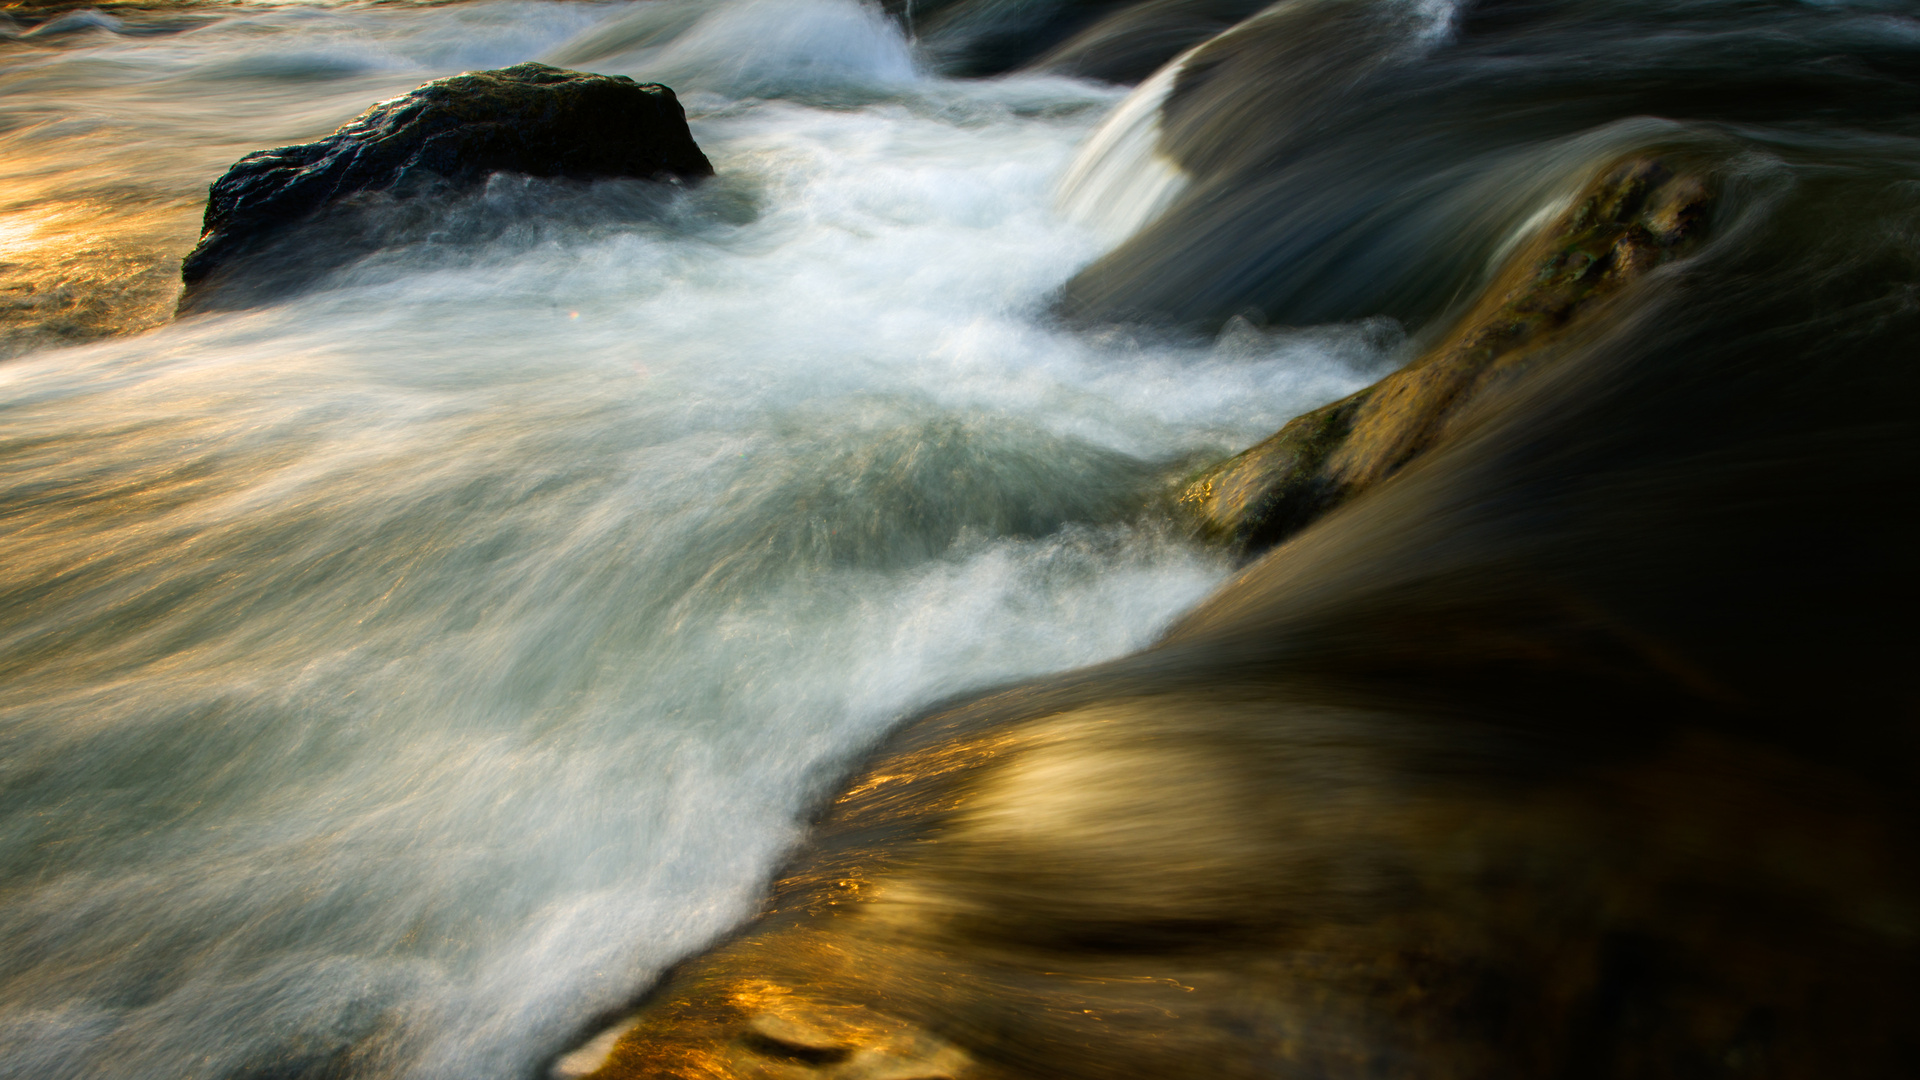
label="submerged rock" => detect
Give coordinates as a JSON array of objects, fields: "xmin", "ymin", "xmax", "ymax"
[
  {"xmin": 178, "ymin": 62, "xmax": 711, "ymax": 310},
  {"xmin": 1179, "ymin": 156, "xmax": 1713, "ymax": 556}
]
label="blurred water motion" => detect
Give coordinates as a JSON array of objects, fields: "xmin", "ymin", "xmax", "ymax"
[
  {"xmin": 0, "ymin": 195, "xmax": 190, "ymax": 356},
  {"xmin": 561, "ymin": 2, "xmax": 1920, "ymax": 1079},
  {"xmin": 0, "ymin": 3, "xmax": 1391, "ymax": 1078},
  {"xmin": 2, "ymin": 2, "xmax": 1916, "ymax": 1079}
]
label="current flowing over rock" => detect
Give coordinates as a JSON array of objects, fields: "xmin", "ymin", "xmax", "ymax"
[{"xmin": 1178, "ymin": 155, "xmax": 1715, "ymax": 556}]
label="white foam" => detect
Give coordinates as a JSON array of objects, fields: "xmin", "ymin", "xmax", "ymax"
[
  {"xmin": 1408, "ymin": 0, "xmax": 1463, "ymax": 46},
  {"xmin": 549, "ymin": 1020, "xmax": 632, "ymax": 1079}
]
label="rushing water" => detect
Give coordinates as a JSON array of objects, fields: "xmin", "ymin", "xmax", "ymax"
[{"xmin": 0, "ymin": 3, "xmax": 1396, "ymax": 1078}]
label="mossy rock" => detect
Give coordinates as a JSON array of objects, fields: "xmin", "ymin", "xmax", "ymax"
[
  {"xmin": 178, "ymin": 62, "xmax": 712, "ymax": 310},
  {"xmin": 1179, "ymin": 156, "xmax": 1714, "ymax": 556}
]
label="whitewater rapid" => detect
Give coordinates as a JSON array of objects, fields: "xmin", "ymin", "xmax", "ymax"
[{"xmin": 0, "ymin": 3, "xmax": 1393, "ymax": 1078}]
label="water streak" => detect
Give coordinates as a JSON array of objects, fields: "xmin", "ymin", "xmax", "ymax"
[{"xmin": 1055, "ymin": 52, "xmax": 1188, "ymax": 247}]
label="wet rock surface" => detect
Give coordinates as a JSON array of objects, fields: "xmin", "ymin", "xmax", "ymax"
[
  {"xmin": 556, "ymin": 128, "xmax": 1920, "ymax": 1080},
  {"xmin": 877, "ymin": 0, "xmax": 1266, "ymax": 81},
  {"xmin": 1055, "ymin": 0, "xmax": 1920, "ymax": 331},
  {"xmin": 178, "ymin": 62, "xmax": 711, "ymax": 311},
  {"xmin": 1179, "ymin": 156, "xmax": 1714, "ymax": 556}
]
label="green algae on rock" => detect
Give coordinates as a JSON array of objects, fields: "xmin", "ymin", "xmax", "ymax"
[
  {"xmin": 1179, "ymin": 156, "xmax": 1714, "ymax": 556},
  {"xmin": 177, "ymin": 62, "xmax": 712, "ymax": 311}
]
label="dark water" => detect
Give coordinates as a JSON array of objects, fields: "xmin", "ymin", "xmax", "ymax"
[{"xmin": 3, "ymin": 1, "xmax": 1917, "ymax": 1078}]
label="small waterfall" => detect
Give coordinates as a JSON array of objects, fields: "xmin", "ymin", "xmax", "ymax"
[{"xmin": 1055, "ymin": 54, "xmax": 1190, "ymax": 248}]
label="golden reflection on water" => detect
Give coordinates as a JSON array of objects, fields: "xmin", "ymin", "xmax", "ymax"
[
  {"xmin": 1, "ymin": 15, "xmax": 464, "ymax": 360},
  {"xmin": 0, "ymin": 189, "xmax": 197, "ymax": 357}
]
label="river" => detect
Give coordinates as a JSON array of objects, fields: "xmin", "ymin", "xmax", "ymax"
[{"xmin": 0, "ymin": 3, "xmax": 1390, "ymax": 1078}]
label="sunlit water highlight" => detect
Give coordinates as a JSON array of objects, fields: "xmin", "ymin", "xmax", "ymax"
[{"xmin": 0, "ymin": 3, "xmax": 1392, "ymax": 1077}]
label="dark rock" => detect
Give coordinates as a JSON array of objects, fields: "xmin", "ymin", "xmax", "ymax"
[
  {"xmin": 1179, "ymin": 156, "xmax": 1713, "ymax": 556},
  {"xmin": 178, "ymin": 62, "xmax": 712, "ymax": 310},
  {"xmin": 875, "ymin": 0, "xmax": 1265, "ymax": 81},
  {"xmin": 1026, "ymin": 0, "xmax": 1271, "ymax": 85},
  {"xmin": 877, "ymin": 0, "xmax": 1121, "ymax": 78},
  {"xmin": 1054, "ymin": 0, "xmax": 1920, "ymax": 331}
]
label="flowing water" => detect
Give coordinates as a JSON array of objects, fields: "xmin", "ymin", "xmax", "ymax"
[{"xmin": 0, "ymin": 4, "xmax": 1395, "ymax": 1078}]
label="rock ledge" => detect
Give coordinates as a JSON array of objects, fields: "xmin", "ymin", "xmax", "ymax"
[{"xmin": 1178, "ymin": 156, "xmax": 1714, "ymax": 556}]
